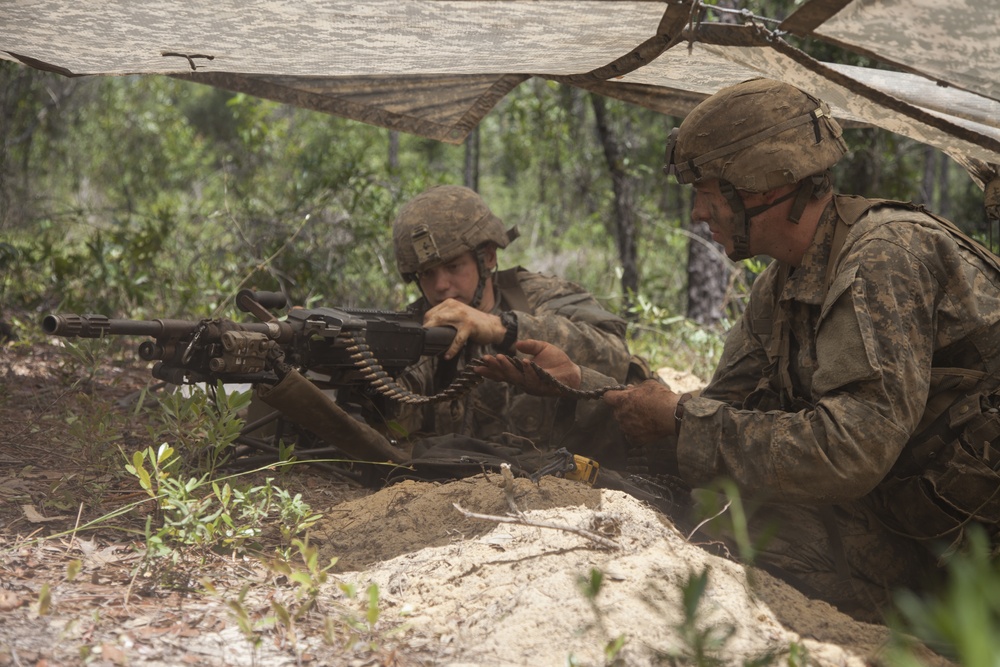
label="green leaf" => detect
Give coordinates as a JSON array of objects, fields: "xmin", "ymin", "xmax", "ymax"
[
  {"xmin": 366, "ymin": 584, "xmax": 380, "ymax": 628},
  {"xmin": 36, "ymin": 583, "xmax": 52, "ymax": 616}
]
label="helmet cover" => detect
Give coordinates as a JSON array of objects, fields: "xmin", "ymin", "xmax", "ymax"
[
  {"xmin": 665, "ymin": 78, "xmax": 846, "ymax": 192},
  {"xmin": 393, "ymin": 185, "xmax": 518, "ymax": 278}
]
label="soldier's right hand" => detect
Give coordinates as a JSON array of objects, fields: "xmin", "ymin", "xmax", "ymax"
[
  {"xmin": 423, "ymin": 298, "xmax": 507, "ymax": 360},
  {"xmin": 473, "ymin": 339, "xmax": 582, "ymax": 396}
]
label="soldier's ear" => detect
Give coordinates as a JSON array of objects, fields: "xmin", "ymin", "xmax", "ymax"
[{"xmin": 482, "ymin": 244, "xmax": 498, "ymax": 269}]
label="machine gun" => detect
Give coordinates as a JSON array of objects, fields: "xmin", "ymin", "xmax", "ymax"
[
  {"xmin": 43, "ymin": 290, "xmax": 472, "ymax": 473},
  {"xmin": 42, "ymin": 289, "xmax": 455, "ymax": 390}
]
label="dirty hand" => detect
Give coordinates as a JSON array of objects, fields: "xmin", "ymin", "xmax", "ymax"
[
  {"xmin": 472, "ymin": 339, "xmax": 582, "ymax": 397},
  {"xmin": 603, "ymin": 380, "xmax": 680, "ymax": 443},
  {"xmin": 423, "ymin": 298, "xmax": 506, "ymax": 360}
]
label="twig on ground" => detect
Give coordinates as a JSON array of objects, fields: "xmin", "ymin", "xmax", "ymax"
[
  {"xmin": 496, "ymin": 463, "xmax": 522, "ymax": 515},
  {"xmin": 686, "ymin": 499, "xmax": 732, "ymax": 541},
  {"xmin": 65, "ymin": 502, "xmax": 85, "ymax": 554},
  {"xmin": 452, "ymin": 503, "xmax": 620, "ymax": 550}
]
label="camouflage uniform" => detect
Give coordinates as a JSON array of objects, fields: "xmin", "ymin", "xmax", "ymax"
[
  {"xmin": 395, "ymin": 267, "xmax": 634, "ymax": 462},
  {"xmin": 677, "ymin": 195, "xmax": 1000, "ymax": 615},
  {"xmin": 651, "ymin": 79, "xmax": 1000, "ymax": 618}
]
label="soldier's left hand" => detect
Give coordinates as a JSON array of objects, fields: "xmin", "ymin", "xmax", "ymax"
[
  {"xmin": 473, "ymin": 339, "xmax": 581, "ymax": 396},
  {"xmin": 423, "ymin": 298, "xmax": 506, "ymax": 360},
  {"xmin": 603, "ymin": 380, "xmax": 680, "ymax": 443}
]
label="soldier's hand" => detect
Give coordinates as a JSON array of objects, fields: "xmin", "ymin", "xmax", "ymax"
[
  {"xmin": 603, "ymin": 380, "xmax": 680, "ymax": 443},
  {"xmin": 423, "ymin": 298, "xmax": 506, "ymax": 360},
  {"xmin": 473, "ymin": 339, "xmax": 582, "ymax": 396}
]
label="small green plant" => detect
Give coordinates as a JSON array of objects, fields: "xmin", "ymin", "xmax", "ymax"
[
  {"xmin": 228, "ymin": 538, "xmax": 341, "ymax": 657},
  {"xmin": 658, "ymin": 568, "xmax": 736, "ymax": 667},
  {"xmin": 626, "ymin": 294, "xmax": 728, "ymax": 383},
  {"xmin": 151, "ymin": 381, "xmax": 251, "ymax": 474},
  {"xmin": 217, "ymin": 583, "xmax": 267, "ymax": 660},
  {"xmin": 337, "ymin": 582, "xmax": 386, "ymax": 652},
  {"xmin": 573, "ymin": 567, "xmax": 628, "ymax": 666},
  {"xmin": 783, "ymin": 641, "xmax": 810, "ymax": 667},
  {"xmin": 125, "ymin": 444, "xmax": 323, "ymax": 579},
  {"xmin": 58, "ymin": 337, "xmax": 117, "ymax": 388},
  {"xmin": 210, "ymin": 541, "xmax": 398, "ymax": 663},
  {"xmin": 689, "ymin": 478, "xmax": 777, "ymax": 569},
  {"xmin": 886, "ymin": 525, "xmax": 1000, "ymax": 667},
  {"xmin": 125, "ymin": 442, "xmax": 181, "ymax": 501},
  {"xmin": 267, "ymin": 537, "xmax": 339, "ymax": 607},
  {"xmin": 636, "ymin": 567, "xmax": 789, "ymax": 667}
]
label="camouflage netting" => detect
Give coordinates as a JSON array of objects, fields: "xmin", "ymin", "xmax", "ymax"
[{"xmin": 2, "ymin": 0, "xmax": 998, "ymax": 182}]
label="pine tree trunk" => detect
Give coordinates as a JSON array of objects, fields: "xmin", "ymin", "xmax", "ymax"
[
  {"xmin": 686, "ymin": 220, "xmax": 730, "ymax": 324},
  {"xmin": 464, "ymin": 126, "xmax": 480, "ymax": 191},
  {"xmin": 590, "ymin": 94, "xmax": 639, "ymax": 308},
  {"xmin": 919, "ymin": 146, "xmax": 937, "ymax": 207},
  {"xmin": 937, "ymin": 151, "xmax": 951, "ymax": 221}
]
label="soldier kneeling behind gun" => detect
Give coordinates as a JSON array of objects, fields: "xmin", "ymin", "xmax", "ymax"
[{"xmin": 244, "ymin": 186, "xmax": 675, "ymax": 506}]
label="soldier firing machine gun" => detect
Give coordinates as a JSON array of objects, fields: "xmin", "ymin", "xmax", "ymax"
[
  {"xmin": 43, "ymin": 289, "xmax": 617, "ymax": 484},
  {"xmin": 42, "ymin": 289, "xmax": 492, "ymax": 476}
]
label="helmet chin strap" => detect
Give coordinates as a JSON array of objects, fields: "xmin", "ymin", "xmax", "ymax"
[
  {"xmin": 469, "ymin": 248, "xmax": 493, "ymax": 310},
  {"xmin": 719, "ymin": 180, "xmax": 752, "ymax": 261},
  {"xmin": 718, "ymin": 178, "xmax": 818, "ymax": 261}
]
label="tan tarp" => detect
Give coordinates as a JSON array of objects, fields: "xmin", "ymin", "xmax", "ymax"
[
  {"xmin": 781, "ymin": 0, "xmax": 1000, "ymax": 104},
  {"xmin": 2, "ymin": 0, "xmax": 998, "ymax": 183}
]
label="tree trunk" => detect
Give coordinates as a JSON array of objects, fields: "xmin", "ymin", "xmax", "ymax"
[
  {"xmin": 685, "ymin": 220, "xmax": 730, "ymax": 324},
  {"xmin": 590, "ymin": 94, "xmax": 639, "ymax": 308},
  {"xmin": 464, "ymin": 126, "xmax": 480, "ymax": 191},
  {"xmin": 919, "ymin": 145, "xmax": 937, "ymax": 207},
  {"xmin": 937, "ymin": 151, "xmax": 951, "ymax": 221}
]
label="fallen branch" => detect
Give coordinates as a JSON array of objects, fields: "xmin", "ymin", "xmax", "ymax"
[{"xmin": 453, "ymin": 503, "xmax": 620, "ymax": 550}]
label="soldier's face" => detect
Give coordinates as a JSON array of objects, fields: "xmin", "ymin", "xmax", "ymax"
[
  {"xmin": 692, "ymin": 179, "xmax": 743, "ymax": 257},
  {"xmin": 417, "ymin": 249, "xmax": 495, "ymax": 308},
  {"xmin": 691, "ymin": 179, "xmax": 772, "ymax": 260}
]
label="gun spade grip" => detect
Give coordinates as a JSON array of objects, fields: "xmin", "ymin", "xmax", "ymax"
[{"xmin": 237, "ymin": 289, "xmax": 287, "ymax": 311}]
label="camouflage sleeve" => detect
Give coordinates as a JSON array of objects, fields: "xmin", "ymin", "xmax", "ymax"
[
  {"xmin": 677, "ymin": 226, "xmax": 947, "ymax": 504},
  {"xmin": 514, "ymin": 272, "xmax": 632, "ymax": 383}
]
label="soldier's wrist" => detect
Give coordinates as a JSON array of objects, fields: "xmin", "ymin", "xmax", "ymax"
[{"xmin": 496, "ymin": 311, "xmax": 519, "ymax": 354}]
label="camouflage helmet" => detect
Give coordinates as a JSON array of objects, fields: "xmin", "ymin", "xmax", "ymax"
[
  {"xmin": 665, "ymin": 78, "xmax": 847, "ymax": 192},
  {"xmin": 393, "ymin": 185, "xmax": 519, "ymax": 280}
]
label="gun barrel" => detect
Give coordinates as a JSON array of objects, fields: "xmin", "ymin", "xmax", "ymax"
[{"xmin": 42, "ymin": 313, "xmax": 200, "ymax": 339}]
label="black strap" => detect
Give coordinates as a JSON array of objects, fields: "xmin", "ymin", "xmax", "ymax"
[{"xmin": 495, "ymin": 267, "xmax": 532, "ymax": 313}]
